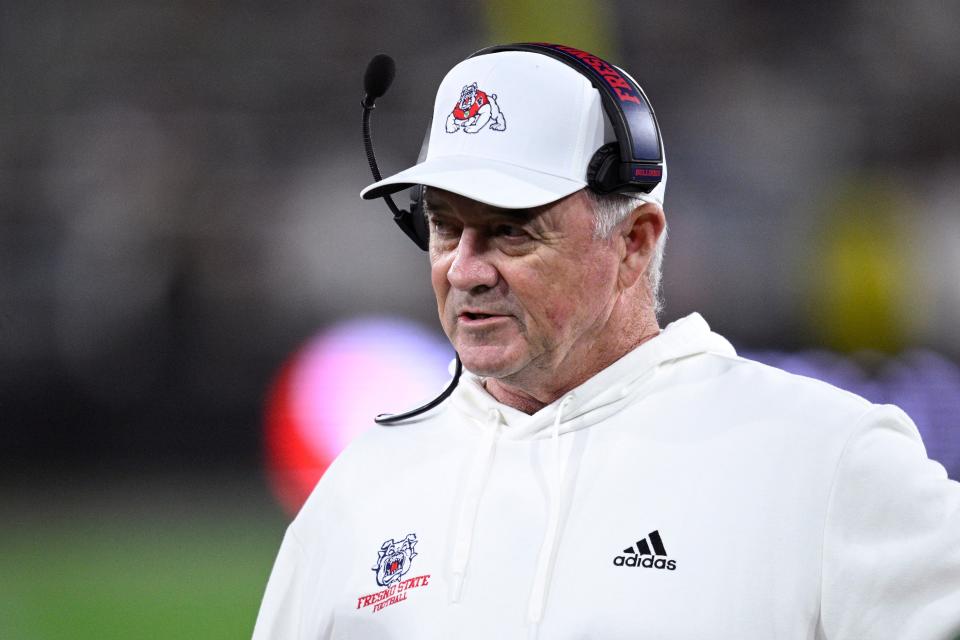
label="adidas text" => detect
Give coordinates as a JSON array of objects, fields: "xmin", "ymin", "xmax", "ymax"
[{"xmin": 612, "ymin": 555, "xmax": 677, "ymax": 570}]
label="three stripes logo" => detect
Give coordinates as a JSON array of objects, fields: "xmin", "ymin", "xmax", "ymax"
[{"xmin": 613, "ymin": 530, "xmax": 677, "ymax": 571}]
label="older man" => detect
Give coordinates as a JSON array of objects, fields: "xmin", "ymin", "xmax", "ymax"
[{"xmin": 253, "ymin": 45, "xmax": 960, "ymax": 640}]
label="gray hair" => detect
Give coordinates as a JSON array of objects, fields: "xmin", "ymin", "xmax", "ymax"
[{"xmin": 585, "ymin": 190, "xmax": 668, "ymax": 316}]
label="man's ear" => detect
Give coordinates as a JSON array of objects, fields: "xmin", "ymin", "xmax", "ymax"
[{"xmin": 618, "ymin": 202, "xmax": 666, "ymax": 290}]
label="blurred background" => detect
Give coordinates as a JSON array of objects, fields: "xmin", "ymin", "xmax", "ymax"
[{"xmin": 2, "ymin": 1, "xmax": 958, "ymax": 637}]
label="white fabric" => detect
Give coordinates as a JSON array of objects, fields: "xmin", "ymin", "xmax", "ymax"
[
  {"xmin": 360, "ymin": 50, "xmax": 667, "ymax": 209},
  {"xmin": 527, "ymin": 393, "xmax": 574, "ymax": 639},
  {"xmin": 449, "ymin": 407, "xmax": 501, "ymax": 603},
  {"xmin": 253, "ymin": 313, "xmax": 960, "ymax": 640}
]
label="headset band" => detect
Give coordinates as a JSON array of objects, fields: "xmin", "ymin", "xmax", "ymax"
[{"xmin": 469, "ymin": 43, "xmax": 663, "ymax": 176}]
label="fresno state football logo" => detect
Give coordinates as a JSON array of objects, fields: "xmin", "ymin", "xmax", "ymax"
[
  {"xmin": 445, "ymin": 82, "xmax": 506, "ymax": 134},
  {"xmin": 372, "ymin": 533, "xmax": 418, "ymax": 587},
  {"xmin": 356, "ymin": 533, "xmax": 431, "ymax": 613}
]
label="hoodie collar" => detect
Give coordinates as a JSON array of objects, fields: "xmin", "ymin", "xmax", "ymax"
[{"xmin": 450, "ymin": 313, "xmax": 735, "ymax": 439}]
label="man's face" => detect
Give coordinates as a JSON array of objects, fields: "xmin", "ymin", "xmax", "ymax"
[{"xmin": 426, "ymin": 188, "xmax": 623, "ymax": 388}]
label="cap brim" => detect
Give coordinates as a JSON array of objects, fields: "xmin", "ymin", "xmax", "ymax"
[{"xmin": 360, "ymin": 155, "xmax": 586, "ymax": 209}]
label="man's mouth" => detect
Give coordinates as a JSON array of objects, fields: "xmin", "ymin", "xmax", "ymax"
[{"xmin": 458, "ymin": 310, "xmax": 510, "ymax": 324}]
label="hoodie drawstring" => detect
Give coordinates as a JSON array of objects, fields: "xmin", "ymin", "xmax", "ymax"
[
  {"xmin": 527, "ymin": 394, "xmax": 575, "ymax": 638},
  {"xmin": 450, "ymin": 407, "xmax": 502, "ymax": 602}
]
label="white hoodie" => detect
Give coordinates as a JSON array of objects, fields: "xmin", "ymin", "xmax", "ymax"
[{"xmin": 253, "ymin": 313, "xmax": 960, "ymax": 640}]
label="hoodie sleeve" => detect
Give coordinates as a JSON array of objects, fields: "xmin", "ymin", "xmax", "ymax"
[
  {"xmin": 820, "ymin": 404, "xmax": 960, "ymax": 640},
  {"xmin": 252, "ymin": 527, "xmax": 314, "ymax": 640}
]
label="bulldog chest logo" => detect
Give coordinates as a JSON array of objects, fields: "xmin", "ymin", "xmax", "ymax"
[
  {"xmin": 373, "ymin": 534, "xmax": 418, "ymax": 586},
  {"xmin": 445, "ymin": 82, "xmax": 506, "ymax": 134},
  {"xmin": 355, "ymin": 533, "xmax": 432, "ymax": 614}
]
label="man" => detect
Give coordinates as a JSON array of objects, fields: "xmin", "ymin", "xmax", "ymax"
[{"xmin": 254, "ymin": 45, "xmax": 960, "ymax": 639}]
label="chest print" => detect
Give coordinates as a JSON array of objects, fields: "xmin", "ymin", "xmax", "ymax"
[{"xmin": 354, "ymin": 533, "xmax": 433, "ymax": 613}]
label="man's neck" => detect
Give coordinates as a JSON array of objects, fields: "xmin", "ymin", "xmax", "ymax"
[{"xmin": 481, "ymin": 378, "xmax": 554, "ymax": 415}]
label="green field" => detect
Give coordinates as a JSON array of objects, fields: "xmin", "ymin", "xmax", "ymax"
[{"xmin": 0, "ymin": 473, "xmax": 289, "ymax": 640}]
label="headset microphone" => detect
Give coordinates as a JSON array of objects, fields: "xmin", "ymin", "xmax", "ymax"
[
  {"xmin": 360, "ymin": 54, "xmax": 462, "ymax": 424},
  {"xmin": 362, "ymin": 54, "xmax": 395, "ymax": 107},
  {"xmin": 361, "ymin": 54, "xmax": 429, "ymax": 251}
]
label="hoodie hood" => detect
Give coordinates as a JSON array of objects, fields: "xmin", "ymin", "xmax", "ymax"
[{"xmin": 449, "ymin": 312, "xmax": 735, "ymax": 438}]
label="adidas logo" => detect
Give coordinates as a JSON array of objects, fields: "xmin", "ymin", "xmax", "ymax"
[{"xmin": 612, "ymin": 530, "xmax": 677, "ymax": 570}]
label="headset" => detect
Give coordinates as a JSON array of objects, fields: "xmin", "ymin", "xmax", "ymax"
[
  {"xmin": 362, "ymin": 42, "xmax": 664, "ymax": 252},
  {"xmin": 360, "ymin": 43, "xmax": 663, "ymax": 422}
]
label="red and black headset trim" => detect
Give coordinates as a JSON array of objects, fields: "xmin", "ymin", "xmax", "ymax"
[{"xmin": 468, "ymin": 42, "xmax": 664, "ymax": 195}]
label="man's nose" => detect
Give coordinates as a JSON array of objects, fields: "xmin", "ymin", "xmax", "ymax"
[{"xmin": 447, "ymin": 228, "xmax": 499, "ymax": 292}]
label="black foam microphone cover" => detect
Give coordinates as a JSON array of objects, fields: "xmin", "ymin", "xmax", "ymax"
[{"xmin": 364, "ymin": 54, "xmax": 396, "ymax": 102}]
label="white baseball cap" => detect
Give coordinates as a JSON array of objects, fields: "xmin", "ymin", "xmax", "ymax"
[{"xmin": 360, "ymin": 50, "xmax": 666, "ymax": 209}]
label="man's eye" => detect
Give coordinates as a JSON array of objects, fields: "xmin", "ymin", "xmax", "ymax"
[
  {"xmin": 494, "ymin": 224, "xmax": 526, "ymax": 238},
  {"xmin": 430, "ymin": 218, "xmax": 455, "ymax": 234}
]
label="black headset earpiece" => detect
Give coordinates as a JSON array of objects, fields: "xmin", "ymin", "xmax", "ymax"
[
  {"xmin": 405, "ymin": 125, "xmax": 431, "ymax": 249},
  {"xmin": 585, "ymin": 142, "xmax": 623, "ymax": 194},
  {"xmin": 408, "ymin": 184, "xmax": 427, "ymax": 245}
]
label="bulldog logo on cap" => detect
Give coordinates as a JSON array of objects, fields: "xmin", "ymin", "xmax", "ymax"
[{"xmin": 445, "ymin": 82, "xmax": 506, "ymax": 134}]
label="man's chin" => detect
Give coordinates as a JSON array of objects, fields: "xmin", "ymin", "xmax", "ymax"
[{"xmin": 456, "ymin": 345, "xmax": 525, "ymax": 379}]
